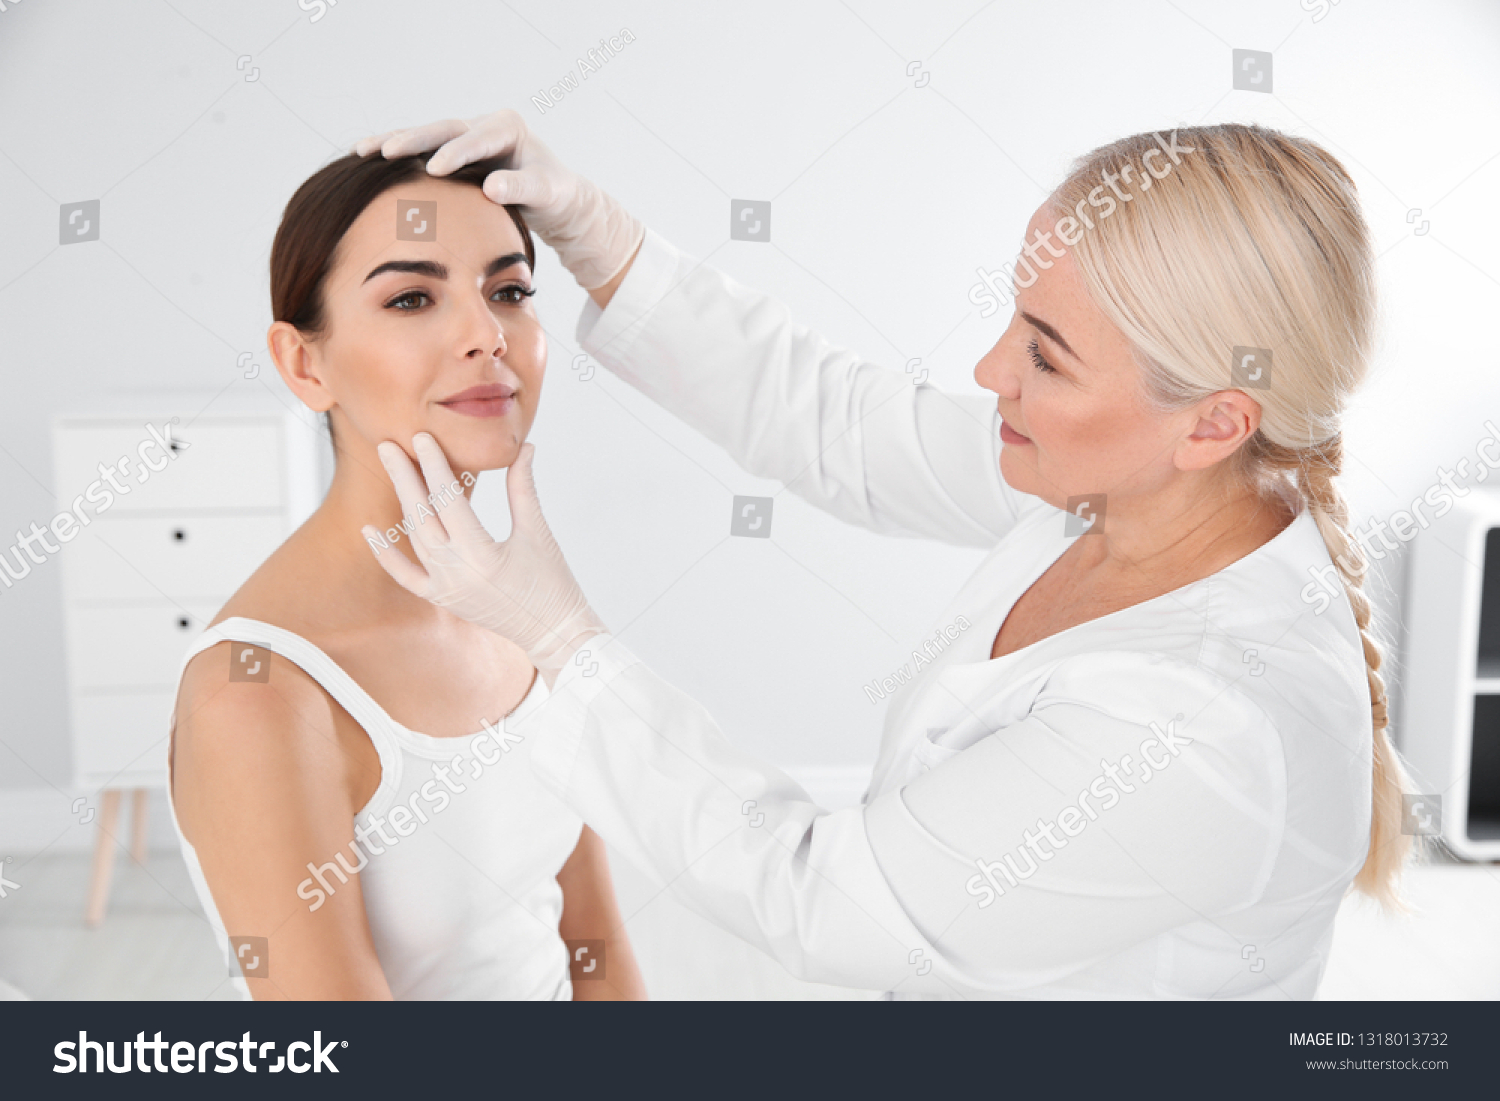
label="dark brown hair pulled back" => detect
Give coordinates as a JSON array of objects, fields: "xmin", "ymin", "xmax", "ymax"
[{"xmin": 271, "ymin": 150, "xmax": 535, "ymax": 339}]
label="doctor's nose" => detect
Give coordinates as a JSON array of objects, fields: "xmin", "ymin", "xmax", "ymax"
[{"xmin": 973, "ymin": 333, "xmax": 1020, "ymax": 400}]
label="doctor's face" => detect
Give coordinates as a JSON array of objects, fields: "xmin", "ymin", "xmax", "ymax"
[
  {"xmin": 972, "ymin": 208, "xmax": 1192, "ymax": 513},
  {"xmin": 276, "ymin": 178, "xmax": 545, "ymax": 474}
]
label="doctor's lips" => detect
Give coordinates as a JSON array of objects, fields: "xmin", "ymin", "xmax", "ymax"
[
  {"xmin": 438, "ymin": 383, "xmax": 517, "ymax": 418},
  {"xmin": 1000, "ymin": 420, "xmax": 1033, "ymax": 445}
]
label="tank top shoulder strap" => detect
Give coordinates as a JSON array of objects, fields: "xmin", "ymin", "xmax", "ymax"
[{"xmin": 179, "ymin": 617, "xmax": 403, "ymax": 802}]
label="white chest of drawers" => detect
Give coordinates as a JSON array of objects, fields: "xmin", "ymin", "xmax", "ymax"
[
  {"xmin": 50, "ymin": 390, "xmax": 323, "ymax": 921},
  {"xmin": 52, "ymin": 391, "xmax": 323, "ymax": 790}
]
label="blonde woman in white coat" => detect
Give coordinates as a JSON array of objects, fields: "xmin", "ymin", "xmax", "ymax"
[{"xmin": 354, "ymin": 112, "xmax": 1415, "ymax": 999}]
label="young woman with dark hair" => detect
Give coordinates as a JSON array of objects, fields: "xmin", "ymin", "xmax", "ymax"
[{"xmin": 166, "ymin": 150, "xmax": 645, "ymax": 1001}]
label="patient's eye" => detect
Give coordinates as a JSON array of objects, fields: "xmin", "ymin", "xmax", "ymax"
[
  {"xmin": 385, "ymin": 290, "xmax": 431, "ymax": 312},
  {"xmin": 491, "ymin": 282, "xmax": 536, "ymax": 306}
]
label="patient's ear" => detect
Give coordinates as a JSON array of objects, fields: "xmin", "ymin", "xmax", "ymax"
[{"xmin": 268, "ymin": 321, "xmax": 334, "ymax": 413}]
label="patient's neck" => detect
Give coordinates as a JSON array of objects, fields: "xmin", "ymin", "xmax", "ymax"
[{"xmin": 296, "ymin": 439, "xmax": 478, "ymax": 625}]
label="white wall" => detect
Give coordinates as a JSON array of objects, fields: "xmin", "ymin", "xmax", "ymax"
[{"xmin": 0, "ymin": 1, "xmax": 1496, "ymax": 819}]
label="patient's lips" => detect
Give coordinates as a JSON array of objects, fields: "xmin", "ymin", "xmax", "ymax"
[{"xmin": 439, "ymin": 382, "xmax": 516, "ymax": 419}]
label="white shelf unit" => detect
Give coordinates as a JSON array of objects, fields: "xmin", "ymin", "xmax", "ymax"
[
  {"xmin": 1401, "ymin": 488, "xmax": 1500, "ymax": 861},
  {"xmin": 51, "ymin": 389, "xmax": 323, "ymax": 920}
]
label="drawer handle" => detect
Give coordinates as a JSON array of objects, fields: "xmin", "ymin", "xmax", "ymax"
[
  {"xmin": 171, "ymin": 528, "xmax": 187, "ymax": 543},
  {"xmin": 176, "ymin": 616, "xmax": 192, "ymax": 630}
]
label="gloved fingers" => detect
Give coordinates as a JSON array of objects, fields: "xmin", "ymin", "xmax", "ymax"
[
  {"xmin": 503, "ymin": 442, "xmax": 555, "ymax": 543},
  {"xmin": 410, "ymin": 433, "xmax": 492, "ymax": 547},
  {"xmin": 480, "ymin": 167, "xmax": 557, "ymax": 210},
  {"xmin": 376, "ymin": 440, "xmax": 452, "ymax": 553},
  {"xmin": 369, "ymin": 118, "xmax": 472, "ymax": 164},
  {"xmin": 426, "ymin": 110, "xmax": 528, "ymax": 176},
  {"xmin": 360, "ymin": 525, "xmax": 433, "ymax": 598},
  {"xmin": 352, "ymin": 130, "xmax": 399, "ymax": 157}
]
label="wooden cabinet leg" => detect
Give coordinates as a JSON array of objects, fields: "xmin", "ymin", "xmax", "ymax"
[
  {"xmin": 84, "ymin": 790, "xmax": 122, "ymax": 928},
  {"xmin": 130, "ymin": 788, "xmax": 149, "ymax": 865}
]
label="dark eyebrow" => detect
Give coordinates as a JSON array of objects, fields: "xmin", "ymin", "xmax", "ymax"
[
  {"xmin": 363, "ymin": 252, "xmax": 530, "ymax": 285},
  {"xmin": 1019, "ymin": 310, "xmax": 1081, "ymax": 363}
]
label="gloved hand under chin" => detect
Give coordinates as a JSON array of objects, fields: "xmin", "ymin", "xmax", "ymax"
[
  {"xmin": 354, "ymin": 109, "xmax": 643, "ymax": 291},
  {"xmin": 363, "ymin": 434, "xmax": 607, "ymax": 685}
]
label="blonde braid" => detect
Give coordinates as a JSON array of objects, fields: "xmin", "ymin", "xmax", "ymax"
[{"xmin": 1288, "ymin": 436, "xmax": 1413, "ymax": 904}]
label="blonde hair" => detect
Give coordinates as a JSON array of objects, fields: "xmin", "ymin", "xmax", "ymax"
[{"xmin": 1048, "ymin": 123, "xmax": 1414, "ymax": 907}]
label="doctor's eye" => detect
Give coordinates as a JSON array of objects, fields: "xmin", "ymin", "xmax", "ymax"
[
  {"xmin": 1026, "ymin": 339, "xmax": 1056, "ymax": 374},
  {"xmin": 385, "ymin": 289, "xmax": 431, "ymax": 312},
  {"xmin": 490, "ymin": 282, "xmax": 537, "ymax": 306}
]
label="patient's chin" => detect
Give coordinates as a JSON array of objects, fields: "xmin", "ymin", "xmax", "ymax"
[{"xmin": 443, "ymin": 435, "xmax": 526, "ymax": 474}]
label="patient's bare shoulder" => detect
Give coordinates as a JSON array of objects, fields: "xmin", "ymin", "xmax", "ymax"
[{"xmin": 171, "ymin": 638, "xmax": 380, "ymax": 845}]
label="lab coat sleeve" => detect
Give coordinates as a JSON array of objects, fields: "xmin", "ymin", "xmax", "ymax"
[
  {"xmin": 524, "ymin": 635, "xmax": 1287, "ymax": 995},
  {"xmin": 573, "ymin": 228, "xmax": 1032, "ymax": 548}
]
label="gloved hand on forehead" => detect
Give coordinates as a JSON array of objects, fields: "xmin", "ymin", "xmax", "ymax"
[{"xmin": 355, "ymin": 109, "xmax": 643, "ymax": 291}]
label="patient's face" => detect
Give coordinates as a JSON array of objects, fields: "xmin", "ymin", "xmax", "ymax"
[{"xmin": 310, "ymin": 178, "xmax": 544, "ymax": 473}]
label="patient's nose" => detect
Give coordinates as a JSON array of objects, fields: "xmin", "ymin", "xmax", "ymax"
[{"xmin": 462, "ymin": 294, "xmax": 507, "ymax": 360}]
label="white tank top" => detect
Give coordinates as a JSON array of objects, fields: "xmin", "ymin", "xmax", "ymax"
[{"xmin": 165, "ymin": 616, "xmax": 583, "ymax": 1000}]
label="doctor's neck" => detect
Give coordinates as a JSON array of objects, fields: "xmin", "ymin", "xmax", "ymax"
[{"xmin": 1068, "ymin": 476, "xmax": 1291, "ymax": 583}]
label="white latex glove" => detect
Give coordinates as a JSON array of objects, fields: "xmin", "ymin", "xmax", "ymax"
[
  {"xmin": 353, "ymin": 109, "xmax": 643, "ymax": 290},
  {"xmin": 363, "ymin": 434, "xmax": 606, "ymax": 684}
]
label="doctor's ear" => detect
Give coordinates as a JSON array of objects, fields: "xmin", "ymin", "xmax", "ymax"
[
  {"xmin": 1177, "ymin": 391, "xmax": 1262, "ymax": 471},
  {"xmin": 267, "ymin": 320, "xmax": 335, "ymax": 414}
]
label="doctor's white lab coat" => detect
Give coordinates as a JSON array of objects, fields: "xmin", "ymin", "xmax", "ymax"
[{"xmin": 521, "ymin": 229, "xmax": 1375, "ymax": 1000}]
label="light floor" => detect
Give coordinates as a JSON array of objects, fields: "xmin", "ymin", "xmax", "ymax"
[{"xmin": 0, "ymin": 848, "xmax": 1495, "ymax": 1000}]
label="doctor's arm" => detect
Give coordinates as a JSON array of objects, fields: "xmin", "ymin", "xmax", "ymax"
[
  {"xmin": 574, "ymin": 225, "xmax": 1029, "ymax": 548},
  {"xmin": 585, "ymin": 241, "xmax": 638, "ymax": 311},
  {"xmin": 521, "ymin": 641, "xmax": 1285, "ymax": 993}
]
